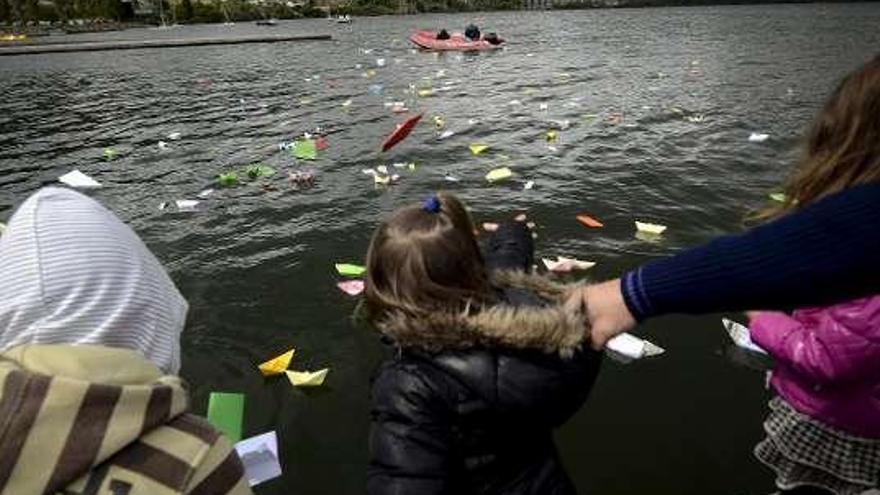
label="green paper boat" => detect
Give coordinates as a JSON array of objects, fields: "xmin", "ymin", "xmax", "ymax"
[{"xmin": 335, "ymin": 263, "xmax": 366, "ymax": 277}]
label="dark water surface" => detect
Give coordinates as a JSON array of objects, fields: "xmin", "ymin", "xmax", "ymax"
[{"xmin": 2, "ymin": 5, "xmax": 880, "ymax": 493}]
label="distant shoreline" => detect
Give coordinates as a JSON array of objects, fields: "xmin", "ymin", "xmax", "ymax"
[{"xmin": 1, "ymin": 0, "xmax": 872, "ymax": 37}]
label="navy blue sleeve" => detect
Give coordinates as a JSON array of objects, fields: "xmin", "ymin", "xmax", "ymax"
[
  {"xmin": 483, "ymin": 222, "xmax": 534, "ymax": 273},
  {"xmin": 622, "ymin": 183, "xmax": 880, "ymax": 320}
]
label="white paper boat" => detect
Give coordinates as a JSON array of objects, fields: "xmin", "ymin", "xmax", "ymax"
[
  {"xmin": 523, "ymin": 180, "xmax": 535, "ymax": 190},
  {"xmin": 175, "ymin": 200, "xmax": 200, "ymax": 211},
  {"xmin": 235, "ymin": 431, "xmax": 282, "ymax": 487},
  {"xmin": 541, "ymin": 256, "xmax": 596, "ymax": 273},
  {"xmin": 606, "ymin": 333, "xmax": 665, "ymax": 360},
  {"xmin": 635, "ymin": 221, "xmax": 667, "ymax": 235},
  {"xmin": 722, "ymin": 318, "xmax": 767, "ymax": 354},
  {"xmin": 59, "ymin": 170, "xmax": 102, "ymax": 188},
  {"xmin": 285, "ymin": 368, "xmax": 329, "ymax": 387},
  {"xmin": 167, "ymin": 131, "xmax": 182, "ymax": 140},
  {"xmin": 197, "ymin": 189, "xmax": 214, "ymax": 199},
  {"xmin": 748, "ymin": 132, "xmax": 769, "ymax": 142}
]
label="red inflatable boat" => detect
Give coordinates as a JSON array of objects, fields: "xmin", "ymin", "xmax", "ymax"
[{"xmin": 408, "ymin": 30, "xmax": 503, "ymax": 52}]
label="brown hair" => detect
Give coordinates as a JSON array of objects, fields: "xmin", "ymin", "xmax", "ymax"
[
  {"xmin": 754, "ymin": 54, "xmax": 880, "ymax": 222},
  {"xmin": 364, "ymin": 192, "xmax": 492, "ymax": 322}
]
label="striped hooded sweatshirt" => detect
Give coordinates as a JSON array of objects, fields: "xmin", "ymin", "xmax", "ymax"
[
  {"xmin": 0, "ymin": 345, "xmax": 251, "ymax": 495},
  {"xmin": 0, "ymin": 187, "xmax": 251, "ymax": 494}
]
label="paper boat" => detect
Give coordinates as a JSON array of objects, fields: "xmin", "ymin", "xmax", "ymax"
[
  {"xmin": 635, "ymin": 221, "xmax": 667, "ymax": 235},
  {"xmin": 605, "ymin": 333, "xmax": 665, "ymax": 360},
  {"xmin": 469, "ymin": 144, "xmax": 489, "ymax": 155},
  {"xmin": 482, "ymin": 222, "xmax": 499, "ymax": 232},
  {"xmin": 722, "ymin": 318, "xmax": 767, "ymax": 354},
  {"xmin": 337, "ymin": 280, "xmax": 365, "ymax": 296},
  {"xmin": 175, "ymin": 200, "xmax": 200, "ymax": 211},
  {"xmin": 769, "ymin": 193, "xmax": 786, "ymax": 203},
  {"xmin": 576, "ymin": 214, "xmax": 603, "ymax": 228},
  {"xmin": 59, "ymin": 170, "xmax": 102, "ymax": 188},
  {"xmin": 335, "ymin": 263, "xmax": 366, "ymax": 277},
  {"xmin": 486, "ymin": 167, "xmax": 513, "ymax": 183},
  {"xmin": 542, "ymin": 256, "xmax": 596, "ymax": 273},
  {"xmin": 258, "ymin": 349, "xmax": 295, "ymax": 376},
  {"xmin": 285, "ymin": 369, "xmax": 329, "ymax": 387},
  {"xmin": 748, "ymin": 132, "xmax": 769, "ymax": 142}
]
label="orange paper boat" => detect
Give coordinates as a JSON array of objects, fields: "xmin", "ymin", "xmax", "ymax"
[{"xmin": 576, "ymin": 214, "xmax": 604, "ymax": 228}]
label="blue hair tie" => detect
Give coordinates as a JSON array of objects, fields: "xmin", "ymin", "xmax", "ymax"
[{"xmin": 422, "ymin": 195, "xmax": 441, "ymax": 213}]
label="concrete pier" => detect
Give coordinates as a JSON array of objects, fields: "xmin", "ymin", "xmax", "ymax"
[{"xmin": 0, "ymin": 33, "xmax": 332, "ymax": 57}]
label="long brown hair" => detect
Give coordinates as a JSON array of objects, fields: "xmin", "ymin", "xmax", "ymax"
[
  {"xmin": 755, "ymin": 54, "xmax": 880, "ymax": 222},
  {"xmin": 364, "ymin": 192, "xmax": 492, "ymax": 322}
]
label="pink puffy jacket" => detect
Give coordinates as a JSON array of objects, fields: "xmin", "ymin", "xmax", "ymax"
[{"xmin": 750, "ymin": 296, "xmax": 880, "ymax": 438}]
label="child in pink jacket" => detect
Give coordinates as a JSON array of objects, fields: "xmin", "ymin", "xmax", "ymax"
[{"xmin": 747, "ymin": 56, "xmax": 880, "ymax": 495}]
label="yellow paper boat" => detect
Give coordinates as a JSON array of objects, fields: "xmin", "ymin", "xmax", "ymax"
[
  {"xmin": 486, "ymin": 167, "xmax": 513, "ymax": 183},
  {"xmin": 418, "ymin": 89, "xmax": 434, "ymax": 97},
  {"xmin": 469, "ymin": 144, "xmax": 489, "ymax": 155},
  {"xmin": 285, "ymin": 369, "xmax": 329, "ymax": 387},
  {"xmin": 635, "ymin": 221, "xmax": 667, "ymax": 235},
  {"xmin": 769, "ymin": 193, "xmax": 786, "ymax": 203},
  {"xmin": 258, "ymin": 349, "xmax": 295, "ymax": 376}
]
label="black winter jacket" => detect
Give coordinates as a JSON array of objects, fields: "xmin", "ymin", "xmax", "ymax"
[{"xmin": 367, "ymin": 223, "xmax": 601, "ymax": 495}]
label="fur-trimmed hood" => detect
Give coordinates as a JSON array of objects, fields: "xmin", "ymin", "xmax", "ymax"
[{"xmin": 373, "ymin": 270, "xmax": 588, "ymax": 357}]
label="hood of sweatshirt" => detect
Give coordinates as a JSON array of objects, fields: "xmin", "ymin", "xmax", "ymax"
[{"xmin": 0, "ymin": 187, "xmax": 188, "ymax": 374}]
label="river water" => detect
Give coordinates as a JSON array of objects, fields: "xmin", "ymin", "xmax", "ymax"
[{"xmin": 2, "ymin": 5, "xmax": 879, "ymax": 493}]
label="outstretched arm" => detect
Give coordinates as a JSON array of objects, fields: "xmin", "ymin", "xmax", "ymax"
[{"xmin": 572, "ymin": 183, "xmax": 880, "ymax": 349}]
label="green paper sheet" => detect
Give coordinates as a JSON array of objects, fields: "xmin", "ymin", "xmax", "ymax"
[
  {"xmin": 335, "ymin": 263, "xmax": 366, "ymax": 277},
  {"xmin": 207, "ymin": 392, "xmax": 244, "ymax": 442},
  {"xmin": 294, "ymin": 139, "xmax": 317, "ymax": 160}
]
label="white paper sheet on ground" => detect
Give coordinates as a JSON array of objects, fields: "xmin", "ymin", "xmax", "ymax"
[
  {"xmin": 605, "ymin": 333, "xmax": 665, "ymax": 360},
  {"xmin": 748, "ymin": 132, "xmax": 769, "ymax": 142},
  {"xmin": 722, "ymin": 318, "xmax": 767, "ymax": 354},
  {"xmin": 59, "ymin": 170, "xmax": 102, "ymax": 188},
  {"xmin": 234, "ymin": 431, "xmax": 282, "ymax": 487}
]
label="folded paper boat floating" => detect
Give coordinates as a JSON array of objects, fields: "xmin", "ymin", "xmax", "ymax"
[
  {"xmin": 485, "ymin": 167, "xmax": 513, "ymax": 183},
  {"xmin": 469, "ymin": 144, "xmax": 489, "ymax": 155},
  {"xmin": 576, "ymin": 213, "xmax": 603, "ymax": 228},
  {"xmin": 336, "ymin": 263, "xmax": 366, "ymax": 277},
  {"xmin": 721, "ymin": 318, "xmax": 767, "ymax": 354},
  {"xmin": 258, "ymin": 349, "xmax": 295, "ymax": 376},
  {"xmin": 541, "ymin": 256, "xmax": 596, "ymax": 273},
  {"xmin": 748, "ymin": 132, "xmax": 769, "ymax": 142},
  {"xmin": 285, "ymin": 369, "xmax": 329, "ymax": 387},
  {"xmin": 337, "ymin": 280, "xmax": 365, "ymax": 296},
  {"xmin": 635, "ymin": 221, "xmax": 667, "ymax": 235},
  {"xmin": 605, "ymin": 333, "xmax": 665, "ymax": 360},
  {"xmin": 59, "ymin": 170, "xmax": 102, "ymax": 188},
  {"xmin": 175, "ymin": 200, "xmax": 200, "ymax": 212}
]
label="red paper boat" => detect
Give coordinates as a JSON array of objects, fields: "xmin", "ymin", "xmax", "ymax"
[
  {"xmin": 382, "ymin": 113, "xmax": 423, "ymax": 152},
  {"xmin": 576, "ymin": 214, "xmax": 604, "ymax": 228}
]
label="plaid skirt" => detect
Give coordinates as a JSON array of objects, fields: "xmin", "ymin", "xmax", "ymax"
[{"xmin": 755, "ymin": 397, "xmax": 880, "ymax": 495}]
